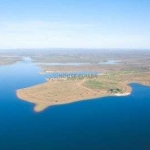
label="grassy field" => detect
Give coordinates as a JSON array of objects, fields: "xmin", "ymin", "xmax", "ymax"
[{"xmin": 83, "ymin": 80, "xmax": 108, "ymax": 89}]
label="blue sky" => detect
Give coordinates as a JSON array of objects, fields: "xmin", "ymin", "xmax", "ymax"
[{"xmin": 0, "ymin": 0, "xmax": 150, "ymax": 49}]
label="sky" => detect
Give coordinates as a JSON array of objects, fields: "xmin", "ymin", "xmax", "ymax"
[{"xmin": 0, "ymin": 0, "xmax": 150, "ymax": 49}]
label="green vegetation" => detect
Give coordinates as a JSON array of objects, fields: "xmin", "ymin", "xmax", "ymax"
[
  {"xmin": 108, "ymin": 88, "xmax": 122, "ymax": 93},
  {"xmin": 83, "ymin": 80, "xmax": 107, "ymax": 89}
]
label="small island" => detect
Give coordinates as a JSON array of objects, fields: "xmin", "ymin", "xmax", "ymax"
[{"xmin": 16, "ymin": 71, "xmax": 150, "ymax": 112}]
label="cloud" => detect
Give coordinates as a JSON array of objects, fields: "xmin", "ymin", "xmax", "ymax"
[
  {"xmin": 0, "ymin": 21, "xmax": 150, "ymax": 49},
  {"xmin": 0, "ymin": 21, "xmax": 95, "ymax": 48}
]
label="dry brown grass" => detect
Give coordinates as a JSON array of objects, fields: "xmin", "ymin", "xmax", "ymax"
[
  {"xmin": 16, "ymin": 72, "xmax": 150, "ymax": 112},
  {"xmin": 17, "ymin": 79, "xmax": 105, "ymax": 112}
]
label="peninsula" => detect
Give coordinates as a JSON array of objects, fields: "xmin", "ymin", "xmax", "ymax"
[{"xmin": 16, "ymin": 71, "xmax": 150, "ymax": 112}]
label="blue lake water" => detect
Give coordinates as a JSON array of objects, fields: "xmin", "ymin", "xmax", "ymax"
[
  {"xmin": 36, "ymin": 60, "xmax": 120, "ymax": 66},
  {"xmin": 0, "ymin": 59, "xmax": 150, "ymax": 150}
]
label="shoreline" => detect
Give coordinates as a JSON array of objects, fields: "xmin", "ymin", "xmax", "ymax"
[
  {"xmin": 16, "ymin": 81, "xmax": 132, "ymax": 113},
  {"xmin": 17, "ymin": 91, "xmax": 132, "ymax": 113},
  {"xmin": 16, "ymin": 71, "xmax": 150, "ymax": 113},
  {"xmin": 114, "ymin": 93, "xmax": 130, "ymax": 96}
]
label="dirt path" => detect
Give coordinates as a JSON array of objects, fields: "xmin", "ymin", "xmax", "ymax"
[{"xmin": 77, "ymin": 78, "xmax": 98, "ymax": 93}]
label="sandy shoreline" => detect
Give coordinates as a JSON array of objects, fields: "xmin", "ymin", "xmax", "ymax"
[
  {"xmin": 114, "ymin": 93, "xmax": 130, "ymax": 96},
  {"xmin": 16, "ymin": 71, "xmax": 150, "ymax": 113},
  {"xmin": 17, "ymin": 90, "xmax": 132, "ymax": 113},
  {"xmin": 16, "ymin": 80, "xmax": 132, "ymax": 112}
]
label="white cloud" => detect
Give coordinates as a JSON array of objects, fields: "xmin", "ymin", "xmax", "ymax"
[{"xmin": 0, "ymin": 21, "xmax": 150, "ymax": 49}]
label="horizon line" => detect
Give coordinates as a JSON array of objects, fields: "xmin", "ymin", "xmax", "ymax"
[{"xmin": 0, "ymin": 48, "xmax": 150, "ymax": 51}]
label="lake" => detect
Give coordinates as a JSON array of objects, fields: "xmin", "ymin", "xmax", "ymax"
[
  {"xmin": 0, "ymin": 59, "xmax": 150, "ymax": 150},
  {"xmin": 37, "ymin": 60, "xmax": 120, "ymax": 66}
]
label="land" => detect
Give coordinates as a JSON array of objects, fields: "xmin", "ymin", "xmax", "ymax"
[
  {"xmin": 0, "ymin": 56, "xmax": 21, "ymax": 66},
  {"xmin": 0, "ymin": 49, "xmax": 25, "ymax": 65},
  {"xmin": 1, "ymin": 49, "xmax": 149, "ymax": 112},
  {"xmin": 17, "ymin": 71, "xmax": 150, "ymax": 112},
  {"xmin": 36, "ymin": 49, "xmax": 150, "ymax": 74}
]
